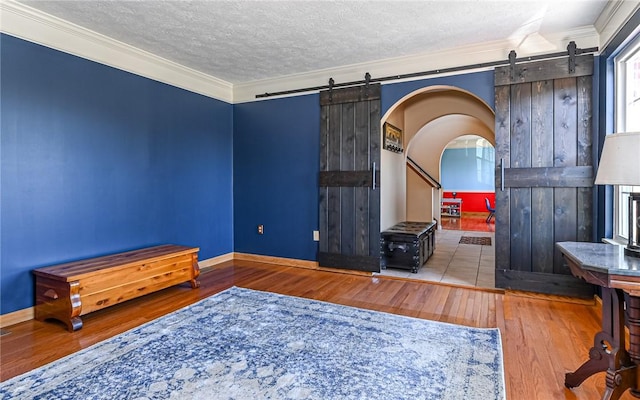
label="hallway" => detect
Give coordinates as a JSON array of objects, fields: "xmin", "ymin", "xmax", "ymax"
[{"xmin": 377, "ymin": 215, "xmax": 495, "ymax": 289}]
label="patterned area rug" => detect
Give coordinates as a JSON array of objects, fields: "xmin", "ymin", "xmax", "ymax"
[
  {"xmin": 0, "ymin": 287, "xmax": 505, "ymax": 400},
  {"xmin": 459, "ymin": 236, "xmax": 492, "ymax": 246}
]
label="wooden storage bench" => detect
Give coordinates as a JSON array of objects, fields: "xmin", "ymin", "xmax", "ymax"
[{"xmin": 33, "ymin": 244, "xmax": 200, "ymax": 331}]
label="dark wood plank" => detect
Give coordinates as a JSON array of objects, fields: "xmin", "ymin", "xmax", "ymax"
[
  {"xmin": 319, "ymin": 171, "xmax": 374, "ymax": 187},
  {"xmin": 327, "ymin": 186, "xmax": 341, "ymax": 254},
  {"xmin": 510, "ymin": 83, "xmax": 532, "ymax": 169},
  {"xmin": 554, "ymin": 188, "xmax": 578, "ymax": 275},
  {"xmin": 355, "ymin": 100, "xmax": 370, "ymax": 256},
  {"xmin": 553, "ymin": 78, "xmax": 578, "ymax": 168},
  {"xmin": 577, "ymin": 75, "xmax": 594, "ymax": 242},
  {"xmin": 532, "ymin": 187, "xmax": 555, "ymax": 274},
  {"xmin": 495, "ymin": 54, "xmax": 594, "ymax": 85},
  {"xmin": 320, "ymin": 102, "xmax": 329, "ymax": 172},
  {"xmin": 502, "ymin": 166, "xmax": 593, "ymax": 188},
  {"xmin": 317, "ymin": 252, "xmax": 379, "ymax": 271},
  {"xmin": 319, "ymin": 105, "xmax": 329, "ymax": 254},
  {"xmin": 319, "ymin": 84, "xmax": 381, "ymax": 105},
  {"xmin": 531, "ymin": 79, "xmax": 554, "ymax": 167},
  {"xmin": 509, "ymin": 83, "xmax": 532, "ymax": 272},
  {"xmin": 495, "ymin": 269, "xmax": 594, "ymax": 298},
  {"xmin": 510, "ymin": 189, "xmax": 532, "ymax": 272},
  {"xmin": 553, "ymin": 77, "xmax": 579, "ymax": 275},
  {"xmin": 327, "ymin": 104, "xmax": 342, "ymax": 171},
  {"xmin": 494, "ymin": 85, "xmax": 511, "ymax": 272},
  {"xmin": 341, "ymin": 101, "xmax": 356, "ymax": 255},
  {"xmin": 368, "ymin": 99, "xmax": 381, "ymax": 261},
  {"xmin": 530, "ymin": 79, "xmax": 555, "ymax": 275}
]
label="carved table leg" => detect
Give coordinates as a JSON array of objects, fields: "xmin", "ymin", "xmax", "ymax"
[
  {"xmin": 566, "ymin": 287, "xmax": 635, "ymax": 399},
  {"xmin": 565, "ymin": 331, "xmax": 612, "ymax": 388},
  {"xmin": 624, "ymin": 295, "xmax": 640, "ymax": 398}
]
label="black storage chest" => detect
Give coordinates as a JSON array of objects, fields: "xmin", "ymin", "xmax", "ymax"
[{"xmin": 380, "ymin": 221, "xmax": 436, "ymax": 273}]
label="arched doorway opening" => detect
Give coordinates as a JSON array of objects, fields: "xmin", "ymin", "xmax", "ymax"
[
  {"xmin": 379, "ymin": 85, "xmax": 496, "ymax": 288},
  {"xmin": 439, "ymin": 134, "xmax": 495, "ymax": 232}
]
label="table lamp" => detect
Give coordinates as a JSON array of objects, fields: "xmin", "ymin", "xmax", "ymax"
[{"xmin": 594, "ymin": 132, "xmax": 640, "ymax": 258}]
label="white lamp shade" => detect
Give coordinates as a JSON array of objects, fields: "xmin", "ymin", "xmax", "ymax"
[{"xmin": 594, "ymin": 132, "xmax": 640, "ymax": 185}]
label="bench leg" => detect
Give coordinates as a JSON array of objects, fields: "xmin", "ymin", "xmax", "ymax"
[
  {"xmin": 35, "ymin": 278, "xmax": 83, "ymax": 332},
  {"xmin": 190, "ymin": 254, "xmax": 201, "ymax": 288}
]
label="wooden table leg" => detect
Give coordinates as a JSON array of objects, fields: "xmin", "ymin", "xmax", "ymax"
[
  {"xmin": 565, "ymin": 288, "xmax": 635, "ymax": 400},
  {"xmin": 624, "ymin": 294, "xmax": 640, "ymax": 398},
  {"xmin": 565, "ymin": 331, "xmax": 612, "ymax": 388}
]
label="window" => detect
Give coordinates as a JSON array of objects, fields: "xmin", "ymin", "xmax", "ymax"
[{"xmin": 613, "ymin": 33, "xmax": 640, "ymax": 243}]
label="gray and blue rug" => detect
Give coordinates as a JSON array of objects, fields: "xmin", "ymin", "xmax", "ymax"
[{"xmin": 0, "ymin": 287, "xmax": 505, "ymax": 399}]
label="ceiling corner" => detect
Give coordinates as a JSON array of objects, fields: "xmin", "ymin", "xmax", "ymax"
[
  {"xmin": 595, "ymin": 0, "xmax": 640, "ymax": 51},
  {"xmin": 0, "ymin": 0, "xmax": 234, "ymax": 103}
]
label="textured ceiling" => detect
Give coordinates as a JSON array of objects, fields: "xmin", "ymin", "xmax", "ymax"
[{"xmin": 19, "ymin": 0, "xmax": 609, "ymax": 84}]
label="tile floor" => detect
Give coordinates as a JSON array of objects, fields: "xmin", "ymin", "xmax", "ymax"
[{"xmin": 377, "ymin": 227, "xmax": 496, "ymax": 289}]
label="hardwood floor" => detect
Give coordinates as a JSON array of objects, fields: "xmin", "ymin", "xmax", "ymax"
[
  {"xmin": 0, "ymin": 260, "xmax": 628, "ymax": 399},
  {"xmin": 440, "ymin": 212, "xmax": 495, "ymax": 232}
]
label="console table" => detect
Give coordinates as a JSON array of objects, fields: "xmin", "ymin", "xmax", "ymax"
[{"xmin": 556, "ymin": 242, "xmax": 640, "ymax": 400}]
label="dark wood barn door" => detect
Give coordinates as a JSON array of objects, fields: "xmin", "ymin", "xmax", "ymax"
[
  {"xmin": 318, "ymin": 84, "xmax": 381, "ymax": 272},
  {"xmin": 494, "ymin": 55, "xmax": 595, "ymax": 297}
]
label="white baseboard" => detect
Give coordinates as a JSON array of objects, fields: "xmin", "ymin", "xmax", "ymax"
[{"xmin": 0, "ymin": 307, "xmax": 34, "ymax": 329}]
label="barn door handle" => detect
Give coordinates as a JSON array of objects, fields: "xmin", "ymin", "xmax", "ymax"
[
  {"xmin": 372, "ymin": 162, "xmax": 377, "ymax": 190},
  {"xmin": 500, "ymin": 158, "xmax": 505, "ymax": 192}
]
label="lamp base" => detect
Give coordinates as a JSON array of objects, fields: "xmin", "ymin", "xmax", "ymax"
[{"xmin": 625, "ymin": 246, "xmax": 640, "ymax": 258}]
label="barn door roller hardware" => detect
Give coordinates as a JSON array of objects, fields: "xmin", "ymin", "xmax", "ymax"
[
  {"xmin": 508, "ymin": 50, "xmax": 517, "ymax": 81},
  {"xmin": 364, "ymin": 72, "xmax": 371, "ymax": 98},
  {"xmin": 567, "ymin": 41, "xmax": 577, "ymax": 73},
  {"xmin": 328, "ymin": 78, "xmax": 334, "ymax": 102},
  {"xmin": 508, "ymin": 41, "xmax": 583, "ymax": 80},
  {"xmin": 256, "ymin": 41, "xmax": 598, "ymax": 98}
]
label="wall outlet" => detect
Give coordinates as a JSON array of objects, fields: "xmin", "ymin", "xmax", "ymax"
[
  {"xmin": 313, "ymin": 230, "xmax": 320, "ymax": 241},
  {"xmin": 258, "ymin": 224, "xmax": 264, "ymax": 234}
]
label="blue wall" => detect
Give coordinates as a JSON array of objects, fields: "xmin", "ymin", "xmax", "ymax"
[
  {"xmin": 1, "ymin": 34, "xmax": 497, "ymax": 315},
  {"xmin": 381, "ymin": 70, "xmax": 495, "ymax": 113},
  {"xmin": 232, "ymin": 71, "xmax": 496, "ymax": 261},
  {"xmin": 1, "ymin": 34, "xmax": 234, "ymax": 313},
  {"xmin": 441, "ymin": 147, "xmax": 495, "ymax": 191},
  {"xmin": 233, "ymin": 95, "xmax": 320, "ymax": 260}
]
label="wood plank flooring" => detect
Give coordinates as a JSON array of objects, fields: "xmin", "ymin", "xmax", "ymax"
[{"xmin": 0, "ymin": 260, "xmax": 629, "ymax": 399}]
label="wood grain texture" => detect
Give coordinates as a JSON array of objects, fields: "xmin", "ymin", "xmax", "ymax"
[
  {"xmin": 2, "ymin": 261, "xmax": 629, "ymax": 399},
  {"xmin": 33, "ymin": 246, "xmax": 199, "ymax": 331},
  {"xmin": 495, "ymin": 54, "xmax": 594, "ymax": 85},
  {"xmin": 509, "ymin": 82, "xmax": 532, "ymax": 273},
  {"xmin": 494, "ymin": 55, "xmax": 594, "ymax": 295},
  {"xmin": 318, "ymin": 171, "xmax": 374, "ymax": 187},
  {"xmin": 577, "ymin": 76, "xmax": 594, "ymax": 242},
  {"xmin": 502, "ymin": 166, "xmax": 594, "ymax": 188},
  {"xmin": 494, "ymin": 85, "xmax": 511, "ymax": 273},
  {"xmin": 530, "ymin": 81, "xmax": 555, "ymax": 276},
  {"xmin": 318, "ymin": 84, "xmax": 380, "ymax": 272}
]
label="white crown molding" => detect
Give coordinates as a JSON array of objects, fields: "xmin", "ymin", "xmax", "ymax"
[
  {"xmin": 233, "ymin": 26, "xmax": 600, "ymax": 103},
  {"xmin": 595, "ymin": 0, "xmax": 640, "ymax": 51},
  {"xmin": 0, "ymin": 0, "xmax": 234, "ymax": 103},
  {"xmin": 1, "ymin": 0, "xmax": 621, "ymax": 105}
]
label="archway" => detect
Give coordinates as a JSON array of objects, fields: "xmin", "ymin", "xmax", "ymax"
[
  {"xmin": 380, "ymin": 85, "xmax": 495, "ymax": 229},
  {"xmin": 438, "ymin": 134, "xmax": 495, "ymax": 232},
  {"xmin": 379, "ymin": 85, "xmax": 496, "ymax": 288}
]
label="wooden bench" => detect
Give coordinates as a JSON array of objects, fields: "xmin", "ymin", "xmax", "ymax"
[{"xmin": 33, "ymin": 244, "xmax": 200, "ymax": 331}]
